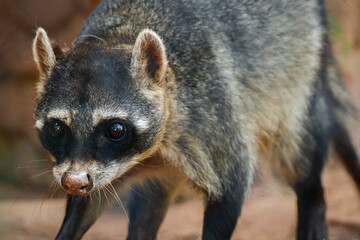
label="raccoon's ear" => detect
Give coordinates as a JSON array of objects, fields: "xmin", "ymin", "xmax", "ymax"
[
  {"xmin": 32, "ymin": 27, "xmax": 63, "ymax": 82},
  {"xmin": 131, "ymin": 29, "xmax": 167, "ymax": 85}
]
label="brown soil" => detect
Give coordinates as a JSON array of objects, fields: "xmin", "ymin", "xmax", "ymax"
[{"xmin": 0, "ymin": 162, "xmax": 359, "ymax": 240}]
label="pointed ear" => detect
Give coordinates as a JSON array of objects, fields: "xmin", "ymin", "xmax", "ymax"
[
  {"xmin": 32, "ymin": 27, "xmax": 62, "ymax": 79},
  {"xmin": 131, "ymin": 29, "xmax": 167, "ymax": 85}
]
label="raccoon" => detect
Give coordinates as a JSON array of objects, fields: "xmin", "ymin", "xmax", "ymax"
[{"xmin": 32, "ymin": 0, "xmax": 360, "ymax": 239}]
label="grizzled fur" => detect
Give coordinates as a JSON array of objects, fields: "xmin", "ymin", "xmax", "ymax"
[{"xmin": 32, "ymin": 0, "xmax": 360, "ymax": 239}]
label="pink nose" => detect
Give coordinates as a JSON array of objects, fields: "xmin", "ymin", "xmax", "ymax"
[{"xmin": 61, "ymin": 172, "xmax": 93, "ymax": 195}]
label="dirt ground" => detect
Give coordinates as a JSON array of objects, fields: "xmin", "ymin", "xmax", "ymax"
[{"xmin": 0, "ymin": 161, "xmax": 359, "ymax": 240}]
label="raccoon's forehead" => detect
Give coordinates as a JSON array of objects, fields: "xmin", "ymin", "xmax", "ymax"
[
  {"xmin": 34, "ymin": 47, "xmax": 153, "ymax": 131},
  {"xmin": 45, "ymin": 46, "xmax": 135, "ymax": 101}
]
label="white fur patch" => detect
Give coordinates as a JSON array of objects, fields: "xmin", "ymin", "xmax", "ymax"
[
  {"xmin": 92, "ymin": 107, "xmax": 128, "ymax": 127},
  {"xmin": 35, "ymin": 119, "xmax": 44, "ymax": 129},
  {"xmin": 47, "ymin": 109, "xmax": 72, "ymax": 126},
  {"xmin": 133, "ymin": 117, "xmax": 149, "ymax": 131}
]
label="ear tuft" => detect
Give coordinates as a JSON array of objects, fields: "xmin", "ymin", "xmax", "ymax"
[
  {"xmin": 131, "ymin": 29, "xmax": 167, "ymax": 85},
  {"xmin": 32, "ymin": 27, "xmax": 57, "ymax": 79}
]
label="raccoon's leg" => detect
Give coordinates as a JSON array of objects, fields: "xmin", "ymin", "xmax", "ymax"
[
  {"xmin": 332, "ymin": 120, "xmax": 360, "ymax": 192},
  {"xmin": 294, "ymin": 169, "xmax": 328, "ymax": 240},
  {"xmin": 55, "ymin": 193, "xmax": 113, "ymax": 240},
  {"xmin": 293, "ymin": 97, "xmax": 330, "ymax": 240},
  {"xmin": 201, "ymin": 165, "xmax": 247, "ymax": 240},
  {"xmin": 201, "ymin": 184, "xmax": 245, "ymax": 239},
  {"xmin": 126, "ymin": 179, "xmax": 179, "ymax": 240}
]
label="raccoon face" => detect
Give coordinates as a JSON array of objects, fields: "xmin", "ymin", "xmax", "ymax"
[{"xmin": 32, "ymin": 28, "xmax": 169, "ymax": 195}]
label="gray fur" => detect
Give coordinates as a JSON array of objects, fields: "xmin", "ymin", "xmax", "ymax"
[
  {"xmin": 32, "ymin": 0, "xmax": 358, "ymax": 239},
  {"xmin": 77, "ymin": 0, "xmax": 325, "ymax": 192}
]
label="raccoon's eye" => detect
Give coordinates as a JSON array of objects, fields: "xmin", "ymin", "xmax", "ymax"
[
  {"xmin": 49, "ymin": 121, "xmax": 64, "ymax": 137},
  {"xmin": 106, "ymin": 122, "xmax": 125, "ymax": 140}
]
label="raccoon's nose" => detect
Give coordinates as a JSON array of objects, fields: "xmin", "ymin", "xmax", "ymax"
[{"xmin": 61, "ymin": 172, "xmax": 93, "ymax": 195}]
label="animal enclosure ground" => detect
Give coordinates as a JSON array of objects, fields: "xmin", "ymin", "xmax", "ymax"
[{"xmin": 0, "ymin": 161, "xmax": 359, "ymax": 240}]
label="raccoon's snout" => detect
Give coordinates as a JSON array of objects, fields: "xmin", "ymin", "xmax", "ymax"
[{"xmin": 61, "ymin": 172, "xmax": 94, "ymax": 195}]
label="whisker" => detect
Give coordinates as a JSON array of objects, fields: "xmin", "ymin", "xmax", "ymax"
[
  {"xmin": 89, "ymin": 191, "xmax": 93, "ymax": 206},
  {"xmin": 49, "ymin": 180, "xmax": 60, "ymax": 200},
  {"xmin": 102, "ymin": 188, "xmax": 110, "ymax": 207},
  {"xmin": 96, "ymin": 188, "xmax": 102, "ymax": 208},
  {"xmin": 33, "ymin": 180, "xmax": 52, "ymax": 219},
  {"xmin": 23, "ymin": 159, "xmax": 49, "ymax": 163},
  {"xmin": 104, "ymin": 185, "xmax": 120, "ymax": 208},
  {"xmin": 115, "ymin": 179, "xmax": 150, "ymax": 202},
  {"xmin": 23, "ymin": 170, "xmax": 52, "ymax": 183},
  {"xmin": 72, "ymin": 34, "xmax": 107, "ymax": 45},
  {"xmin": 108, "ymin": 182, "xmax": 130, "ymax": 225},
  {"xmin": 18, "ymin": 165, "xmax": 51, "ymax": 169},
  {"xmin": 39, "ymin": 185, "xmax": 50, "ymax": 214},
  {"xmin": 106, "ymin": 184, "xmax": 120, "ymax": 206},
  {"xmin": 44, "ymin": 180, "xmax": 60, "ymax": 215},
  {"xmin": 7, "ymin": 180, "xmax": 47, "ymax": 214},
  {"xmin": 47, "ymin": 180, "xmax": 56, "ymax": 197},
  {"xmin": 103, "ymin": 185, "xmax": 127, "ymax": 222},
  {"xmin": 132, "ymin": 161, "xmax": 174, "ymax": 168}
]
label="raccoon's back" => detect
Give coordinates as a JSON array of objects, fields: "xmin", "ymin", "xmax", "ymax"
[{"xmin": 79, "ymin": 0, "xmax": 323, "ymax": 87}]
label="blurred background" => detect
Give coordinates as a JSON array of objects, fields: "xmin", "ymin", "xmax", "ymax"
[
  {"xmin": 0, "ymin": 0, "xmax": 359, "ymax": 239},
  {"xmin": 0, "ymin": 0, "xmax": 101, "ymax": 198}
]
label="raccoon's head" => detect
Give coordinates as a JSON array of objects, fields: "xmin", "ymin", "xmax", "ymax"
[{"xmin": 32, "ymin": 28, "xmax": 170, "ymax": 195}]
